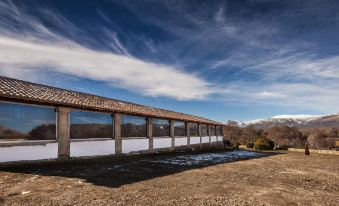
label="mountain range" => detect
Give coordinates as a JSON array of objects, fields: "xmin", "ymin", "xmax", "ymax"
[{"xmin": 228, "ymin": 113, "xmax": 339, "ymax": 129}]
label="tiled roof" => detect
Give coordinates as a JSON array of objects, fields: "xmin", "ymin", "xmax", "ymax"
[{"xmin": 0, "ymin": 76, "xmax": 222, "ymax": 125}]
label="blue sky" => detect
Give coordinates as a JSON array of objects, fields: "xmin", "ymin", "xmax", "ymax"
[{"xmin": 1, "ymin": 0, "xmax": 339, "ymax": 122}]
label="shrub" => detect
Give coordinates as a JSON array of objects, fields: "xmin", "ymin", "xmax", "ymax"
[
  {"xmin": 223, "ymin": 139, "xmax": 231, "ymax": 147},
  {"xmin": 232, "ymin": 143, "xmax": 240, "ymax": 149},
  {"xmin": 246, "ymin": 142, "xmax": 254, "ymax": 148},
  {"xmin": 253, "ymin": 137, "xmax": 274, "ymax": 150}
]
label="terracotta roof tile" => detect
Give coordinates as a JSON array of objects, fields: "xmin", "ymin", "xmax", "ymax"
[{"xmin": 0, "ymin": 76, "xmax": 222, "ymax": 125}]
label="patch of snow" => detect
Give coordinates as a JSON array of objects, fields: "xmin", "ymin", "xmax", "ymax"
[
  {"xmin": 149, "ymin": 150, "xmax": 264, "ymax": 166},
  {"xmin": 25, "ymin": 175, "xmax": 39, "ymax": 182},
  {"xmin": 244, "ymin": 119, "xmax": 266, "ymax": 125},
  {"xmin": 272, "ymin": 114, "xmax": 321, "ymax": 120},
  {"xmin": 231, "ymin": 113, "xmax": 329, "ymax": 127}
]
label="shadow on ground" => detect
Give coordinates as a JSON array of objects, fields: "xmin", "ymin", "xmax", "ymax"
[{"xmin": 0, "ymin": 149, "xmax": 281, "ymax": 188}]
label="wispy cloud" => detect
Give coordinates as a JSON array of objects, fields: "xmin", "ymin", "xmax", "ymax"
[
  {"xmin": 0, "ymin": 0, "xmax": 217, "ymax": 100},
  {"xmin": 1, "ymin": 0, "xmax": 339, "ymax": 114},
  {"xmin": 0, "ymin": 35, "xmax": 218, "ymax": 100}
]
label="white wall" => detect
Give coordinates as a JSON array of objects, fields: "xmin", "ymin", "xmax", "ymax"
[
  {"xmin": 0, "ymin": 143, "xmax": 58, "ymax": 162},
  {"xmin": 70, "ymin": 140, "xmax": 115, "ymax": 157},
  {"xmin": 190, "ymin": 136, "xmax": 200, "ymax": 145},
  {"xmin": 211, "ymin": 136, "xmax": 217, "ymax": 142},
  {"xmin": 153, "ymin": 137, "xmax": 172, "ymax": 149},
  {"xmin": 122, "ymin": 138, "xmax": 148, "ymax": 153},
  {"xmin": 216, "ymin": 136, "xmax": 223, "ymax": 142},
  {"xmin": 175, "ymin": 136, "xmax": 187, "ymax": 146},
  {"xmin": 201, "ymin": 136, "xmax": 210, "ymax": 143}
]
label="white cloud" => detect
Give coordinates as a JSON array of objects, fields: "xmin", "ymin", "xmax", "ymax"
[
  {"xmin": 0, "ymin": 0, "xmax": 217, "ymax": 100},
  {"xmin": 255, "ymin": 91, "xmax": 286, "ymax": 98},
  {"xmin": 1, "ymin": 0, "xmax": 339, "ymax": 113},
  {"xmin": 0, "ymin": 35, "xmax": 216, "ymax": 100}
]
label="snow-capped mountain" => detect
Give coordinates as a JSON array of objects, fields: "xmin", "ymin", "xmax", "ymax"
[{"xmin": 227, "ymin": 113, "xmax": 339, "ymax": 129}]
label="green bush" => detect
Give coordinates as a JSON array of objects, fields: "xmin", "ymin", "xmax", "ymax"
[
  {"xmin": 246, "ymin": 142, "xmax": 254, "ymax": 148},
  {"xmin": 232, "ymin": 143, "xmax": 240, "ymax": 149},
  {"xmin": 253, "ymin": 137, "xmax": 274, "ymax": 150}
]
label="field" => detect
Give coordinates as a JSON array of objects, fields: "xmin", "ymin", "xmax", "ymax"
[{"xmin": 0, "ymin": 150, "xmax": 338, "ymax": 206}]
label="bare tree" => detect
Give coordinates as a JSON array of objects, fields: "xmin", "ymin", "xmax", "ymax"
[
  {"xmin": 267, "ymin": 126, "xmax": 305, "ymax": 147},
  {"xmin": 307, "ymin": 130, "xmax": 335, "ymax": 149},
  {"xmin": 223, "ymin": 125, "xmax": 241, "ymax": 144},
  {"xmin": 241, "ymin": 125, "xmax": 257, "ymax": 144}
]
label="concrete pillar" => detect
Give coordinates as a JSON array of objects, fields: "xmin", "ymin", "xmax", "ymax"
[
  {"xmin": 114, "ymin": 113, "xmax": 122, "ymax": 154},
  {"xmin": 215, "ymin": 125, "xmax": 218, "ymax": 141},
  {"xmin": 221, "ymin": 125, "xmax": 226, "ymax": 140},
  {"xmin": 186, "ymin": 122, "xmax": 190, "ymax": 146},
  {"xmin": 57, "ymin": 107, "xmax": 71, "ymax": 158},
  {"xmin": 147, "ymin": 117, "xmax": 153, "ymax": 151},
  {"xmin": 198, "ymin": 123, "xmax": 202, "ymax": 148},
  {"xmin": 207, "ymin": 124, "xmax": 211, "ymax": 145},
  {"xmin": 170, "ymin": 120, "xmax": 175, "ymax": 149}
]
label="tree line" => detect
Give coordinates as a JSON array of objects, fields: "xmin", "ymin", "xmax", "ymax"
[{"xmin": 223, "ymin": 124, "xmax": 338, "ymax": 149}]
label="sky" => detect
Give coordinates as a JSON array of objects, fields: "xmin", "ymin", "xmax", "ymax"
[{"xmin": 0, "ymin": 0, "xmax": 339, "ymax": 122}]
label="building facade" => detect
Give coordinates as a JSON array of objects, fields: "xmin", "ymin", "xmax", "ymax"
[{"xmin": 0, "ymin": 76, "xmax": 224, "ymax": 162}]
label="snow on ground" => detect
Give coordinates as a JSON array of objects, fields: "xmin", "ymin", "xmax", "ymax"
[
  {"xmin": 232, "ymin": 114, "xmax": 324, "ymax": 127},
  {"xmin": 148, "ymin": 150, "xmax": 265, "ymax": 166}
]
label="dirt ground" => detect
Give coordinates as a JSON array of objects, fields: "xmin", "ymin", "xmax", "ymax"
[{"xmin": 0, "ymin": 150, "xmax": 338, "ymax": 206}]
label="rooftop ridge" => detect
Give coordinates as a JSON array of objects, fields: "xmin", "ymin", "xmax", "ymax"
[{"xmin": 0, "ymin": 75, "xmax": 222, "ymax": 125}]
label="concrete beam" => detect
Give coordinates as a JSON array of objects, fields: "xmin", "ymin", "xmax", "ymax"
[
  {"xmin": 114, "ymin": 113, "xmax": 122, "ymax": 154},
  {"xmin": 57, "ymin": 107, "xmax": 71, "ymax": 158},
  {"xmin": 170, "ymin": 120, "xmax": 175, "ymax": 149},
  {"xmin": 186, "ymin": 122, "xmax": 190, "ymax": 146},
  {"xmin": 147, "ymin": 117, "xmax": 153, "ymax": 151}
]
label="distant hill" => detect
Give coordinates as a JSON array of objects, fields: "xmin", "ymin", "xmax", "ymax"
[
  {"xmin": 0, "ymin": 125, "xmax": 28, "ymax": 139},
  {"xmin": 227, "ymin": 113, "xmax": 339, "ymax": 129}
]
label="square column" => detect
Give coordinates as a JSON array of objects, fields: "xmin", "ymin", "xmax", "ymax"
[
  {"xmin": 221, "ymin": 125, "xmax": 225, "ymax": 140},
  {"xmin": 207, "ymin": 124, "xmax": 211, "ymax": 146},
  {"xmin": 114, "ymin": 113, "xmax": 122, "ymax": 154},
  {"xmin": 186, "ymin": 122, "xmax": 190, "ymax": 146},
  {"xmin": 147, "ymin": 117, "xmax": 153, "ymax": 151},
  {"xmin": 57, "ymin": 107, "xmax": 71, "ymax": 158},
  {"xmin": 198, "ymin": 123, "xmax": 202, "ymax": 148},
  {"xmin": 215, "ymin": 125, "xmax": 218, "ymax": 141},
  {"xmin": 170, "ymin": 120, "xmax": 175, "ymax": 149}
]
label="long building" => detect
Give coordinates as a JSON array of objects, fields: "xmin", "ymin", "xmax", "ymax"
[{"xmin": 0, "ymin": 76, "xmax": 224, "ymax": 162}]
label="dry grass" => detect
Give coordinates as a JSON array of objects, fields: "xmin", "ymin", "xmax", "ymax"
[{"xmin": 0, "ymin": 151, "xmax": 338, "ymax": 206}]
